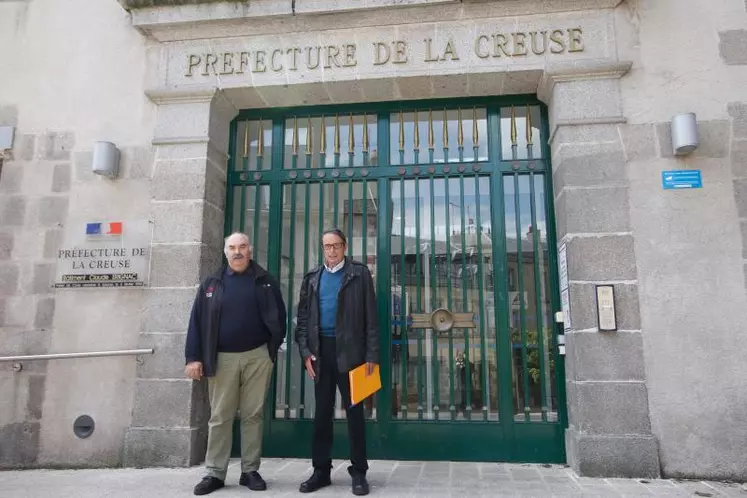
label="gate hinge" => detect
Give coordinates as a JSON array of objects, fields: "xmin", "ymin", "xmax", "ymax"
[{"xmin": 557, "ymin": 334, "xmax": 566, "ymax": 356}]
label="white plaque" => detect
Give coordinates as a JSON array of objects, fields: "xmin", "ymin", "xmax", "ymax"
[
  {"xmin": 54, "ymin": 220, "xmax": 152, "ymax": 288},
  {"xmin": 560, "ymin": 288, "xmax": 571, "ymax": 331},
  {"xmin": 558, "ymin": 243, "xmax": 568, "ymax": 291},
  {"xmin": 595, "ymin": 285, "xmax": 617, "ymax": 331}
]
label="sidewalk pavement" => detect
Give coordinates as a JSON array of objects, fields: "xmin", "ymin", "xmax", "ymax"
[{"xmin": 1, "ymin": 458, "xmax": 745, "ymax": 497}]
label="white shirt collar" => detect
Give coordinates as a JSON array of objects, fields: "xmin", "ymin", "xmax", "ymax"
[{"xmin": 324, "ymin": 259, "xmax": 345, "ymax": 274}]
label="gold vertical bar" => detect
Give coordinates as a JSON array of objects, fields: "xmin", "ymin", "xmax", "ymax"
[
  {"xmin": 257, "ymin": 119, "xmax": 264, "ymax": 157},
  {"xmin": 334, "ymin": 114, "xmax": 340, "ymax": 155},
  {"xmin": 443, "ymin": 108, "xmax": 449, "ymax": 149},
  {"xmin": 457, "ymin": 108, "xmax": 464, "ymax": 148},
  {"xmin": 414, "ymin": 111, "xmax": 420, "ymax": 150},
  {"xmin": 348, "ymin": 113, "xmax": 355, "ymax": 154},
  {"xmin": 243, "ymin": 121, "xmax": 249, "ymax": 158},
  {"xmin": 292, "ymin": 117, "xmax": 299, "ymax": 156},
  {"xmin": 321, "ymin": 116, "xmax": 327, "ymax": 152},
  {"xmin": 363, "ymin": 114, "xmax": 369, "ymax": 153},
  {"xmin": 306, "ymin": 117, "xmax": 312, "ymax": 155},
  {"xmin": 428, "ymin": 109, "xmax": 435, "ymax": 150},
  {"xmin": 526, "ymin": 105, "xmax": 533, "ymax": 145},
  {"xmin": 472, "ymin": 107, "xmax": 479, "ymax": 148},
  {"xmin": 510, "ymin": 106, "xmax": 518, "ymax": 146},
  {"xmin": 399, "ymin": 111, "xmax": 405, "ymax": 151}
]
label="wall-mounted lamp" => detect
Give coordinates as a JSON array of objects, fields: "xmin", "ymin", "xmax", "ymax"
[
  {"xmin": 92, "ymin": 141, "xmax": 120, "ymax": 179},
  {"xmin": 671, "ymin": 113, "xmax": 699, "ymax": 156}
]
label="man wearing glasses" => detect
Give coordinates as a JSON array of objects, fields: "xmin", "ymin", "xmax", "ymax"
[{"xmin": 295, "ymin": 228, "xmax": 379, "ymax": 496}]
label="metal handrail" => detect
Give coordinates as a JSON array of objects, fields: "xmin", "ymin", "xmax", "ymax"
[{"xmin": 0, "ymin": 348, "xmax": 155, "ymax": 362}]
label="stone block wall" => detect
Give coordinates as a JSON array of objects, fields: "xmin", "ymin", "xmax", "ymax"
[
  {"xmin": 542, "ymin": 65, "xmax": 660, "ymax": 478},
  {"xmin": 0, "ymin": 120, "xmax": 73, "ymax": 467},
  {"xmin": 0, "ymin": 116, "xmax": 158, "ymax": 467},
  {"xmin": 623, "ymin": 108, "xmax": 747, "ymax": 481},
  {"xmin": 123, "ymin": 91, "xmax": 235, "ymax": 467},
  {"xmin": 611, "ymin": 0, "xmax": 747, "ymax": 480}
]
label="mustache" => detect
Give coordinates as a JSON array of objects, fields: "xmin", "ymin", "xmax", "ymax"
[{"xmin": 232, "ymin": 254, "xmax": 245, "ymax": 260}]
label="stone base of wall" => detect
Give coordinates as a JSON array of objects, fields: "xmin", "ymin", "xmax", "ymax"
[
  {"xmin": 566, "ymin": 429, "xmax": 660, "ymax": 478},
  {"xmin": 123, "ymin": 426, "xmax": 207, "ymax": 468}
]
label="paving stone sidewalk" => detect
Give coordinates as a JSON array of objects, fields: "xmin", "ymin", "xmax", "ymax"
[{"xmin": 1, "ymin": 459, "xmax": 746, "ymax": 497}]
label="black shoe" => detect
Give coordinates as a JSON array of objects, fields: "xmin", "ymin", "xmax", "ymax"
[
  {"xmin": 352, "ymin": 474, "xmax": 369, "ymax": 496},
  {"xmin": 239, "ymin": 471, "xmax": 267, "ymax": 491},
  {"xmin": 193, "ymin": 477, "xmax": 224, "ymax": 495},
  {"xmin": 299, "ymin": 470, "xmax": 332, "ymax": 493}
]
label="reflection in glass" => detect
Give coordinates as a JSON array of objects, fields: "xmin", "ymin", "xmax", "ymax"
[
  {"xmin": 276, "ymin": 180, "xmax": 378, "ymax": 420},
  {"xmin": 503, "ymin": 173, "xmax": 556, "ymax": 422},
  {"xmin": 228, "ymin": 185, "xmax": 271, "ymax": 268},
  {"xmin": 283, "ymin": 114, "xmax": 378, "ymax": 169},
  {"xmin": 389, "ymin": 177, "xmax": 498, "ymax": 421},
  {"xmin": 390, "ymin": 108, "xmax": 488, "ymax": 165}
]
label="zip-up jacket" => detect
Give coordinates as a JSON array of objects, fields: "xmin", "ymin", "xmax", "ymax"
[
  {"xmin": 185, "ymin": 262, "xmax": 287, "ymax": 377},
  {"xmin": 294, "ymin": 258, "xmax": 379, "ymax": 374}
]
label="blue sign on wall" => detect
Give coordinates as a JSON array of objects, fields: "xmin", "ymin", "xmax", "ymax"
[{"xmin": 662, "ymin": 170, "xmax": 702, "ymax": 190}]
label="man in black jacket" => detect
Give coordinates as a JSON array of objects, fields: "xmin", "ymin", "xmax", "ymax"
[
  {"xmin": 295, "ymin": 228, "xmax": 379, "ymax": 496},
  {"xmin": 185, "ymin": 232, "xmax": 286, "ymax": 496}
]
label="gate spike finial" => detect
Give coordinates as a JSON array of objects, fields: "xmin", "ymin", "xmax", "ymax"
[
  {"xmin": 243, "ymin": 122, "xmax": 249, "ymax": 158},
  {"xmin": 414, "ymin": 111, "xmax": 420, "ymax": 151},
  {"xmin": 428, "ymin": 109, "xmax": 435, "ymax": 150},
  {"xmin": 349, "ymin": 113, "xmax": 355, "ymax": 155},
  {"xmin": 526, "ymin": 105, "xmax": 533, "ymax": 146},
  {"xmin": 363, "ymin": 114, "xmax": 369, "ymax": 153},
  {"xmin": 472, "ymin": 107, "xmax": 479, "ymax": 148},
  {"xmin": 257, "ymin": 119, "xmax": 264, "ymax": 157},
  {"xmin": 306, "ymin": 117, "xmax": 312, "ymax": 155}
]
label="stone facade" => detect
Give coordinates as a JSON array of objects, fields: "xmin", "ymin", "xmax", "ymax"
[
  {"xmin": 1, "ymin": 0, "xmax": 746, "ymax": 481},
  {"xmin": 543, "ymin": 71, "xmax": 659, "ymax": 478},
  {"xmin": 124, "ymin": 92, "xmax": 235, "ymax": 467},
  {"xmin": 0, "ymin": 128, "xmax": 73, "ymax": 466}
]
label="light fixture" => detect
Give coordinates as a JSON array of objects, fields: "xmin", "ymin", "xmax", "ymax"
[
  {"xmin": 92, "ymin": 141, "xmax": 120, "ymax": 179},
  {"xmin": 671, "ymin": 113, "xmax": 699, "ymax": 156}
]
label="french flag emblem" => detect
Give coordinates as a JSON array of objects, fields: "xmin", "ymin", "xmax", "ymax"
[{"xmin": 86, "ymin": 222, "xmax": 123, "ymax": 235}]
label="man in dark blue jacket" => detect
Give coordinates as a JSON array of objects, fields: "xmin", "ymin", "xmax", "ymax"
[{"xmin": 185, "ymin": 232, "xmax": 286, "ymax": 496}]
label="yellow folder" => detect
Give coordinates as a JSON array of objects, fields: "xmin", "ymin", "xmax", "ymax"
[{"xmin": 348, "ymin": 363, "xmax": 381, "ymax": 406}]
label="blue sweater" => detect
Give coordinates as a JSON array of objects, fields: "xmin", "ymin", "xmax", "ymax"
[
  {"xmin": 319, "ymin": 269, "xmax": 344, "ymax": 336},
  {"xmin": 216, "ymin": 268, "xmax": 268, "ymax": 352}
]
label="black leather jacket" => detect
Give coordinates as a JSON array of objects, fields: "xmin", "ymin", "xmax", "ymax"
[
  {"xmin": 185, "ymin": 262, "xmax": 287, "ymax": 377},
  {"xmin": 294, "ymin": 258, "xmax": 379, "ymax": 373}
]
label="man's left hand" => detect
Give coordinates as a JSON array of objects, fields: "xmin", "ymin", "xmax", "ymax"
[{"xmin": 365, "ymin": 362, "xmax": 377, "ymax": 377}]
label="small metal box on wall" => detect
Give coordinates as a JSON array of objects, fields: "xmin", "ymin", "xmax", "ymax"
[{"xmin": 595, "ymin": 285, "xmax": 617, "ymax": 332}]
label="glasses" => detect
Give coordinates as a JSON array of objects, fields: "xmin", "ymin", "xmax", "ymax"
[{"xmin": 322, "ymin": 242, "xmax": 345, "ymax": 251}]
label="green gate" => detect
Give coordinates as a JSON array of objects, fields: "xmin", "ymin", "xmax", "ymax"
[{"xmin": 225, "ymin": 96, "xmax": 566, "ymax": 463}]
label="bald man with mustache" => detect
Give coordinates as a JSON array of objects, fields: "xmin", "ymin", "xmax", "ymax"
[{"xmin": 185, "ymin": 232, "xmax": 287, "ymax": 495}]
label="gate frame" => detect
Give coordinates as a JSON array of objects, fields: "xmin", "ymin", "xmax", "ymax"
[{"xmin": 224, "ymin": 95, "xmax": 567, "ymax": 463}]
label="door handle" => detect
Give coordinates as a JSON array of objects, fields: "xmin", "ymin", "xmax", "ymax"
[{"xmin": 409, "ymin": 308, "xmax": 476, "ymax": 332}]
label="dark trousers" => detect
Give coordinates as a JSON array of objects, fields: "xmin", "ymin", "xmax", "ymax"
[{"xmin": 312, "ymin": 336, "xmax": 368, "ymax": 476}]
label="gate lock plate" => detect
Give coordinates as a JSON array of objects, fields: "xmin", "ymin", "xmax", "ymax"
[{"xmin": 410, "ymin": 308, "xmax": 476, "ymax": 332}]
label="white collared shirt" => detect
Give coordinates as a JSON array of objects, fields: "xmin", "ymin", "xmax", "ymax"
[{"xmin": 324, "ymin": 259, "xmax": 345, "ymax": 274}]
